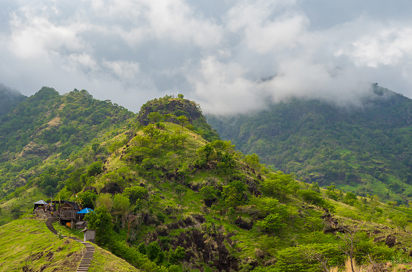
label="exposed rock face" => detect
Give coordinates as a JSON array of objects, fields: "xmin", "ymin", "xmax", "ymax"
[
  {"xmin": 143, "ymin": 216, "xmax": 240, "ymax": 271},
  {"xmin": 235, "ymin": 217, "xmax": 253, "ymax": 230},
  {"xmin": 172, "ymin": 229, "xmax": 239, "ymax": 271},
  {"xmin": 83, "ymin": 186, "xmax": 98, "ymax": 194},
  {"xmin": 385, "ymin": 235, "xmax": 397, "ymax": 248},
  {"xmin": 321, "ymin": 210, "xmax": 346, "ymax": 234},
  {"xmin": 100, "ymin": 182, "xmax": 123, "ymax": 195},
  {"xmin": 204, "ymin": 198, "xmax": 217, "ymax": 207}
]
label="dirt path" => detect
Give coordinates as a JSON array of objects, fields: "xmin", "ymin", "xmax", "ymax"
[{"xmin": 45, "ymin": 218, "xmax": 95, "ymax": 272}]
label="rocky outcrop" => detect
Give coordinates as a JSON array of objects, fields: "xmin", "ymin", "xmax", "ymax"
[
  {"xmin": 385, "ymin": 235, "xmax": 397, "ymax": 248},
  {"xmin": 100, "ymin": 182, "xmax": 123, "ymax": 195},
  {"xmin": 321, "ymin": 210, "xmax": 346, "ymax": 234},
  {"xmin": 235, "ymin": 217, "xmax": 253, "ymax": 230}
]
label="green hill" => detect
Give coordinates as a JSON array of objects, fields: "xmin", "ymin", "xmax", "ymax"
[
  {"xmin": 2, "ymin": 91, "xmax": 412, "ymax": 271},
  {"xmin": 207, "ymin": 85, "xmax": 412, "ymax": 204},
  {"xmin": 0, "ymin": 87, "xmax": 134, "ymax": 200}
]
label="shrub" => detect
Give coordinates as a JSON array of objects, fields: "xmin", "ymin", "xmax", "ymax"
[
  {"xmin": 147, "ymin": 241, "xmax": 161, "ymax": 261},
  {"xmin": 87, "ymin": 161, "xmax": 103, "ymax": 176},
  {"xmin": 85, "ymin": 205, "xmax": 113, "ymax": 246},
  {"xmin": 123, "ymin": 186, "xmax": 148, "ymax": 204}
]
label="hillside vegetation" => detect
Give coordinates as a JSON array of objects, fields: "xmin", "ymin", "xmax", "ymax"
[
  {"xmin": 2, "ymin": 90, "xmax": 412, "ymax": 271},
  {"xmin": 207, "ymin": 85, "xmax": 412, "ymax": 204},
  {"xmin": 0, "ymin": 87, "xmax": 134, "ymax": 207}
]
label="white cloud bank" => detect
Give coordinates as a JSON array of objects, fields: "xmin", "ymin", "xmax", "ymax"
[{"xmin": 1, "ymin": 0, "xmax": 412, "ymax": 114}]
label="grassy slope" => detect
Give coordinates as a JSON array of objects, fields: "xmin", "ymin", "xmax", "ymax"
[
  {"xmin": 0, "ymin": 219, "xmax": 83, "ymax": 272},
  {"xmin": 0, "ymin": 218, "xmax": 139, "ymax": 272}
]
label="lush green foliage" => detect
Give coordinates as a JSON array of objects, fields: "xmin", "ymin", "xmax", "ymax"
[
  {"xmin": 0, "ymin": 87, "xmax": 134, "ymax": 199},
  {"xmin": 138, "ymin": 94, "xmax": 219, "ymax": 142},
  {"xmin": 2, "ymin": 92, "xmax": 412, "ymax": 272},
  {"xmin": 207, "ymin": 86, "xmax": 412, "ymax": 203},
  {"xmin": 85, "ymin": 205, "xmax": 114, "ymax": 246}
]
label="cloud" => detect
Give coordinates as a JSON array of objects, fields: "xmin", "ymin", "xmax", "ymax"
[
  {"xmin": 1, "ymin": 0, "xmax": 412, "ymax": 114},
  {"xmin": 336, "ymin": 26, "xmax": 412, "ymax": 68}
]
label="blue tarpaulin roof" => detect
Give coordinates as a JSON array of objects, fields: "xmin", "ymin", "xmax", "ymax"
[
  {"xmin": 77, "ymin": 208, "xmax": 94, "ymax": 214},
  {"xmin": 34, "ymin": 200, "xmax": 47, "ymax": 205}
]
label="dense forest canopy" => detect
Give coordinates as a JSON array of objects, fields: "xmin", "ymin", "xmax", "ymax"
[{"xmin": 207, "ymin": 85, "xmax": 412, "ymax": 204}]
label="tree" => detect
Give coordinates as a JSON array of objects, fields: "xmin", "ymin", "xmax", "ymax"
[
  {"xmin": 177, "ymin": 94, "xmax": 184, "ymax": 99},
  {"xmin": 148, "ymin": 112, "xmax": 163, "ymax": 124},
  {"xmin": 163, "ymin": 113, "xmax": 173, "ymax": 122},
  {"xmin": 200, "ymin": 185, "xmax": 217, "ymax": 200},
  {"xmin": 92, "ymin": 142, "xmax": 100, "ymax": 153},
  {"xmin": 84, "ymin": 206, "xmax": 113, "ymax": 246},
  {"xmin": 222, "ymin": 180, "xmax": 248, "ymax": 208},
  {"xmin": 147, "ymin": 241, "xmax": 160, "ymax": 261},
  {"xmin": 123, "ymin": 186, "xmax": 148, "ymax": 204},
  {"xmin": 87, "ymin": 161, "xmax": 103, "ymax": 177},
  {"xmin": 66, "ymin": 167, "xmax": 86, "ymax": 194},
  {"xmin": 126, "ymin": 214, "xmax": 138, "ymax": 243},
  {"xmin": 177, "ymin": 116, "xmax": 188, "ymax": 128},
  {"xmin": 391, "ymin": 214, "xmax": 408, "ymax": 230},
  {"xmin": 197, "ymin": 143, "xmax": 214, "ymax": 161},
  {"xmin": 95, "ymin": 193, "xmax": 113, "ymax": 212},
  {"xmin": 77, "ymin": 191, "xmax": 98, "ymax": 209},
  {"xmin": 256, "ymin": 213, "xmax": 285, "ymax": 234},
  {"xmin": 169, "ymin": 246, "xmax": 185, "ymax": 264},
  {"xmin": 243, "ymin": 153, "xmax": 261, "ymax": 172},
  {"xmin": 343, "ymin": 192, "xmax": 358, "ymax": 206},
  {"xmin": 113, "ymin": 194, "xmax": 130, "ymax": 228},
  {"xmin": 336, "ymin": 228, "xmax": 359, "ymax": 272},
  {"xmin": 261, "ymin": 171, "xmax": 298, "ymax": 201}
]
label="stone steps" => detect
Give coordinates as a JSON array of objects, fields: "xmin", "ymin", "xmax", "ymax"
[{"xmin": 43, "ymin": 218, "xmax": 95, "ymax": 272}]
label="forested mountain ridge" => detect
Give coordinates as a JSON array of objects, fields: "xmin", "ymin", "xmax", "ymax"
[
  {"xmin": 0, "ymin": 87, "xmax": 134, "ymax": 200},
  {"xmin": 2, "ymin": 90, "xmax": 412, "ymax": 271},
  {"xmin": 207, "ymin": 85, "xmax": 412, "ymax": 204}
]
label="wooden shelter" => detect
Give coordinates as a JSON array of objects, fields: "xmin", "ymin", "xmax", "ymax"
[{"xmin": 57, "ymin": 201, "xmax": 81, "ymax": 227}]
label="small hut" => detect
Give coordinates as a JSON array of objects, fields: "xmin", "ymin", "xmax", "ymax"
[{"xmin": 33, "ymin": 200, "xmax": 48, "ymax": 211}]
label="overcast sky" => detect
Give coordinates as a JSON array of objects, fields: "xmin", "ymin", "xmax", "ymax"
[{"xmin": 1, "ymin": 0, "xmax": 412, "ymax": 115}]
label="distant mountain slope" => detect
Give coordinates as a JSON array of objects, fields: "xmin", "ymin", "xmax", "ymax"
[
  {"xmin": 0, "ymin": 83, "xmax": 26, "ymax": 116},
  {"xmin": 0, "ymin": 87, "xmax": 134, "ymax": 198},
  {"xmin": 207, "ymin": 85, "xmax": 412, "ymax": 203}
]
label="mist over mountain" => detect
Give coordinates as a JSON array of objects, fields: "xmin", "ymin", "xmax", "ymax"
[
  {"xmin": 0, "ymin": 83, "xmax": 26, "ymax": 116},
  {"xmin": 207, "ymin": 85, "xmax": 412, "ymax": 203}
]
